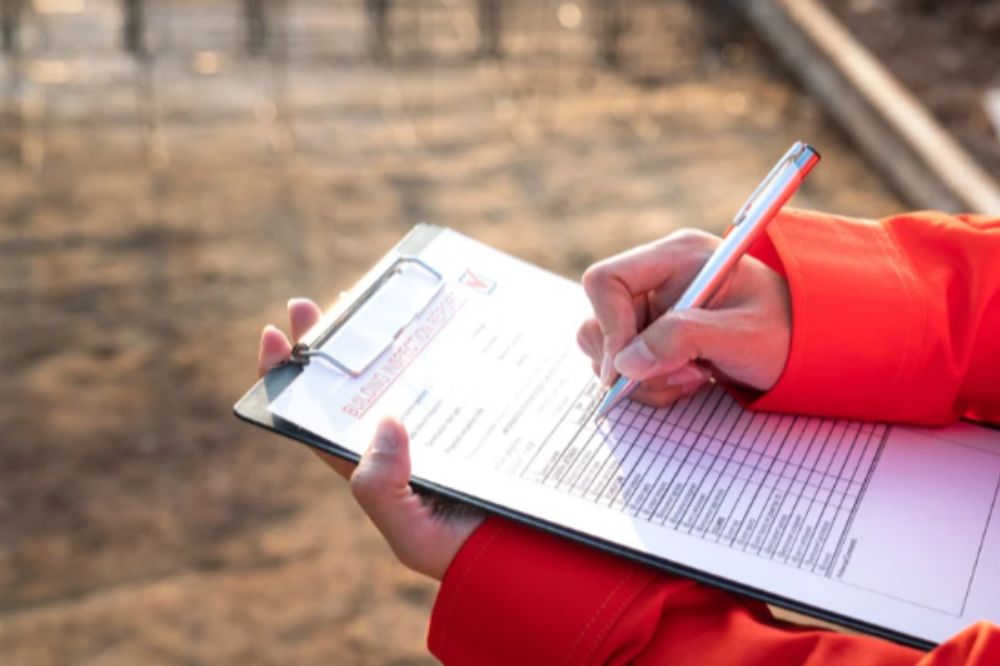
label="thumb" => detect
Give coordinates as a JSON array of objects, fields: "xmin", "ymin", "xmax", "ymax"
[
  {"xmin": 613, "ymin": 308, "xmax": 732, "ymax": 380},
  {"xmin": 349, "ymin": 417, "xmax": 414, "ymax": 526}
]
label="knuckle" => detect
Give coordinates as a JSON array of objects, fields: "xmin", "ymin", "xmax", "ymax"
[
  {"xmin": 666, "ymin": 228, "xmax": 719, "ymax": 252},
  {"xmin": 581, "ymin": 262, "xmax": 612, "ymax": 295}
]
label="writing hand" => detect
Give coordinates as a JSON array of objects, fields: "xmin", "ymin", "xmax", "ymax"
[{"xmin": 577, "ymin": 229, "xmax": 791, "ymax": 406}]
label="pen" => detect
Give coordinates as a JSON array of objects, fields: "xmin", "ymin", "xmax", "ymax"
[{"xmin": 595, "ymin": 141, "xmax": 821, "ymax": 419}]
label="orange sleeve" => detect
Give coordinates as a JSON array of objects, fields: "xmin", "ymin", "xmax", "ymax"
[{"xmin": 746, "ymin": 209, "xmax": 1000, "ymax": 425}]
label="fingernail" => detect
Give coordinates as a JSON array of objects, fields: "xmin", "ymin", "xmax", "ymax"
[
  {"xmin": 287, "ymin": 297, "xmax": 307, "ymax": 309},
  {"xmin": 665, "ymin": 365, "xmax": 707, "ymax": 387},
  {"xmin": 373, "ymin": 423, "xmax": 399, "ymax": 453},
  {"xmin": 614, "ymin": 338, "xmax": 656, "ymax": 378}
]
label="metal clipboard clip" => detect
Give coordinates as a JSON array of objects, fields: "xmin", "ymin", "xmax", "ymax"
[{"xmin": 288, "ymin": 256, "xmax": 445, "ymax": 377}]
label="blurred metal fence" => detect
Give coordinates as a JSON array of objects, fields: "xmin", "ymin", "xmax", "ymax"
[
  {"xmin": 0, "ymin": 0, "xmax": 738, "ymax": 172},
  {"xmin": 0, "ymin": 0, "xmax": 685, "ymax": 63}
]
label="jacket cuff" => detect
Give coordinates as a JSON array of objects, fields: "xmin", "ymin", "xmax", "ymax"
[
  {"xmin": 743, "ymin": 208, "xmax": 938, "ymax": 423},
  {"xmin": 428, "ymin": 516, "xmax": 659, "ymax": 665}
]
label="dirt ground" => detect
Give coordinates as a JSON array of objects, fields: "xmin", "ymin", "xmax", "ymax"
[
  {"xmin": 0, "ymin": 1, "xmax": 903, "ymax": 664},
  {"xmin": 829, "ymin": 0, "xmax": 1000, "ymax": 177}
]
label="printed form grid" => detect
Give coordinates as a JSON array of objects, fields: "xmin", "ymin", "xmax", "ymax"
[{"xmin": 525, "ymin": 385, "xmax": 887, "ymax": 577}]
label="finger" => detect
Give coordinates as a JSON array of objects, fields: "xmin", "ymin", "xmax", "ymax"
[
  {"xmin": 621, "ymin": 368, "xmax": 703, "ymax": 394},
  {"xmin": 578, "ymin": 296, "xmax": 650, "ymax": 369},
  {"xmin": 631, "ymin": 293, "xmax": 653, "ymax": 331},
  {"xmin": 644, "ymin": 270, "xmax": 711, "ymax": 319},
  {"xmin": 676, "ymin": 377, "xmax": 710, "ymax": 398},
  {"xmin": 613, "ymin": 308, "xmax": 735, "ymax": 381},
  {"xmin": 350, "ymin": 418, "xmax": 482, "ymax": 580},
  {"xmin": 582, "ymin": 262, "xmax": 637, "ymax": 384},
  {"xmin": 630, "ymin": 374, "xmax": 709, "ymax": 407},
  {"xmin": 257, "ymin": 324, "xmax": 293, "ymax": 377},
  {"xmin": 288, "ymin": 298, "xmax": 323, "ymax": 342},
  {"xmin": 576, "ymin": 318, "xmax": 603, "ymax": 361},
  {"xmin": 629, "ymin": 384, "xmax": 685, "ymax": 407},
  {"xmin": 582, "ymin": 230, "xmax": 719, "ymax": 383},
  {"xmin": 349, "ymin": 417, "xmax": 417, "ymax": 541},
  {"xmin": 660, "ymin": 362, "xmax": 712, "ymax": 388},
  {"xmin": 645, "ymin": 270, "xmax": 737, "ymax": 318}
]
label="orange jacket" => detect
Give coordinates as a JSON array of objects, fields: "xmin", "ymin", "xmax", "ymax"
[{"xmin": 427, "ymin": 209, "xmax": 1000, "ymax": 665}]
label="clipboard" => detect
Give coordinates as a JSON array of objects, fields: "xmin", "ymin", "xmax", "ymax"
[{"xmin": 233, "ymin": 223, "xmax": 991, "ymax": 653}]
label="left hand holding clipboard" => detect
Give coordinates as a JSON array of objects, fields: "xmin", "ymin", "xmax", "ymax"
[{"xmin": 256, "ymin": 299, "xmax": 483, "ymax": 580}]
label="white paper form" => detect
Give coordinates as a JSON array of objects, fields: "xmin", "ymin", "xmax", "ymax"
[{"xmin": 269, "ymin": 229, "xmax": 1000, "ymax": 646}]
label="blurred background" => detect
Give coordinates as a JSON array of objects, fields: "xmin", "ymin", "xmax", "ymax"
[{"xmin": 0, "ymin": 1, "xmax": 996, "ymax": 664}]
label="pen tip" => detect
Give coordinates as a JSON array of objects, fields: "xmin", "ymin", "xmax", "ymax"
[{"xmin": 595, "ymin": 388, "xmax": 618, "ymax": 421}]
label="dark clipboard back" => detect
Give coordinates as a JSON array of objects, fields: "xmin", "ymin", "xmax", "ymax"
[{"xmin": 234, "ymin": 224, "xmax": 935, "ymax": 653}]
